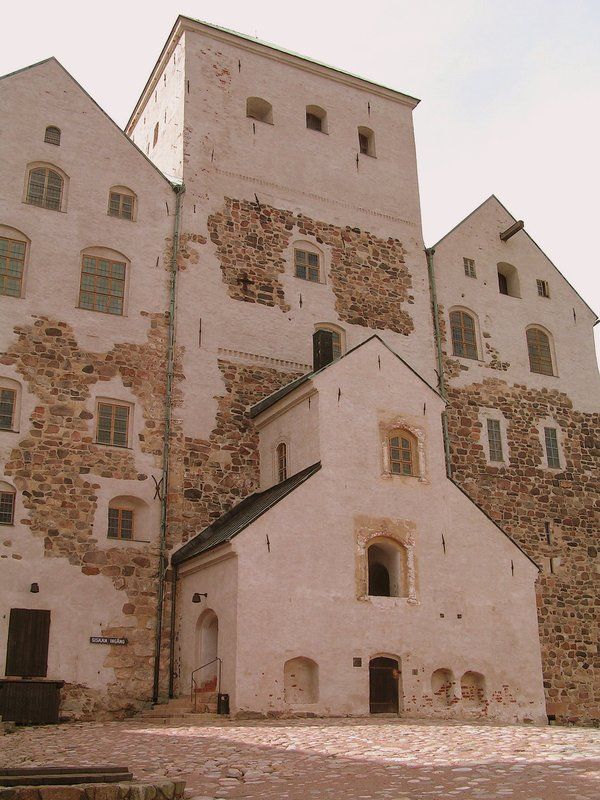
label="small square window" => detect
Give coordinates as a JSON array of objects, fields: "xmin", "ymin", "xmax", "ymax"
[
  {"xmin": 537, "ymin": 279, "xmax": 550, "ymax": 298},
  {"xmin": 294, "ymin": 249, "xmax": 320, "ymax": 282},
  {"xmin": 463, "ymin": 258, "xmax": 476, "ymax": 278},
  {"xmin": 96, "ymin": 402, "xmax": 130, "ymax": 448}
]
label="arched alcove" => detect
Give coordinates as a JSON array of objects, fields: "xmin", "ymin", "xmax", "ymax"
[
  {"xmin": 306, "ymin": 105, "xmax": 327, "ymax": 133},
  {"xmin": 107, "ymin": 495, "xmax": 150, "ymax": 541},
  {"xmin": 461, "ymin": 671, "xmax": 486, "ymax": 708},
  {"xmin": 284, "ymin": 656, "xmax": 319, "ymax": 704},
  {"xmin": 431, "ymin": 668, "xmax": 455, "ymax": 707},
  {"xmin": 194, "ymin": 609, "xmax": 219, "ymax": 690},
  {"xmin": 497, "ymin": 262, "xmax": 520, "ymax": 298},
  {"xmin": 246, "ymin": 97, "xmax": 273, "ymax": 124}
]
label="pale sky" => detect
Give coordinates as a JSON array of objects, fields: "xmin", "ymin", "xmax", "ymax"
[{"xmin": 3, "ymin": 0, "xmax": 599, "ymax": 360}]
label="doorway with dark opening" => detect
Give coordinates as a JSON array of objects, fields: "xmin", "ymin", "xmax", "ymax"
[{"xmin": 369, "ymin": 656, "xmax": 402, "ymax": 714}]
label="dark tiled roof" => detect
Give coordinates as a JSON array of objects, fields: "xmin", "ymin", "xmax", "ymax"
[
  {"xmin": 249, "ymin": 334, "xmax": 443, "ymax": 419},
  {"xmin": 171, "ymin": 462, "xmax": 321, "ymax": 565}
]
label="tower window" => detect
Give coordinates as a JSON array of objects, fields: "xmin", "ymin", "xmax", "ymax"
[
  {"xmin": 463, "ymin": 258, "xmax": 476, "ymax": 278},
  {"xmin": 294, "ymin": 249, "xmax": 320, "ymax": 282},
  {"xmin": 44, "ymin": 126, "xmax": 61, "ymax": 146},
  {"xmin": 486, "ymin": 419, "xmax": 504, "ymax": 462},
  {"xmin": 544, "ymin": 428, "xmax": 560, "ymax": 469}
]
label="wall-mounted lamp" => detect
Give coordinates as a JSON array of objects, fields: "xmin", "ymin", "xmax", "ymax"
[
  {"xmin": 30, "ymin": 583, "xmax": 39, "ymax": 594},
  {"xmin": 192, "ymin": 592, "xmax": 207, "ymax": 604}
]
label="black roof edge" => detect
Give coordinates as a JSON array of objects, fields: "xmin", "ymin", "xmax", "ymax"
[
  {"xmin": 250, "ymin": 334, "xmax": 444, "ymax": 419},
  {"xmin": 448, "ymin": 476, "xmax": 540, "ymax": 571},
  {"xmin": 0, "ymin": 56, "xmax": 176, "ymax": 191},
  {"xmin": 430, "ymin": 194, "xmax": 598, "ymax": 321},
  {"xmin": 172, "ymin": 462, "xmax": 322, "ymax": 565}
]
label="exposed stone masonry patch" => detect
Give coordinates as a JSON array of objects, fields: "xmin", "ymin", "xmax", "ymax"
[
  {"xmin": 207, "ymin": 198, "xmax": 414, "ymax": 334},
  {"xmin": 445, "ymin": 377, "xmax": 599, "ymax": 725}
]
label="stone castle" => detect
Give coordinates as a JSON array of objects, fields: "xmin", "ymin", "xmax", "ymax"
[{"xmin": 0, "ymin": 16, "xmax": 597, "ymax": 725}]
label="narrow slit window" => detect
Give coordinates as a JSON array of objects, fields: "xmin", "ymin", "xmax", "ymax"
[
  {"xmin": 96, "ymin": 402, "xmax": 130, "ymax": 448},
  {"xmin": 0, "ymin": 236, "xmax": 26, "ymax": 297},
  {"xmin": 544, "ymin": 428, "xmax": 560, "ymax": 469},
  {"xmin": 276, "ymin": 442, "xmax": 287, "ymax": 483},
  {"xmin": 108, "ymin": 191, "xmax": 135, "ymax": 221},
  {"xmin": 0, "ymin": 490, "xmax": 15, "ymax": 525},
  {"xmin": 26, "ymin": 167, "xmax": 63, "ymax": 211},
  {"xmin": 108, "ymin": 507, "xmax": 134, "ymax": 540},
  {"xmin": 153, "ymin": 122, "xmax": 159, "ymax": 147},
  {"xmin": 0, "ymin": 388, "xmax": 16, "ymax": 431},
  {"xmin": 294, "ymin": 249, "xmax": 320, "ymax": 282},
  {"xmin": 44, "ymin": 126, "xmax": 61, "ymax": 146},
  {"xmin": 486, "ymin": 419, "xmax": 504, "ymax": 462},
  {"xmin": 463, "ymin": 258, "xmax": 476, "ymax": 278},
  {"xmin": 450, "ymin": 310, "xmax": 478, "ymax": 359},
  {"xmin": 498, "ymin": 272, "xmax": 509, "ymax": 295},
  {"xmin": 78, "ymin": 255, "xmax": 126, "ymax": 315},
  {"xmin": 527, "ymin": 328, "xmax": 554, "ymax": 375}
]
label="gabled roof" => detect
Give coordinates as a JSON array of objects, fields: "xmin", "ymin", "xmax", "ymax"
[
  {"xmin": 172, "ymin": 462, "xmax": 321, "ymax": 565},
  {"xmin": 430, "ymin": 195, "xmax": 598, "ymax": 320},
  {"xmin": 0, "ymin": 57, "xmax": 175, "ymax": 189},
  {"xmin": 250, "ymin": 334, "xmax": 443, "ymax": 419},
  {"xmin": 127, "ymin": 15, "xmax": 419, "ymax": 132}
]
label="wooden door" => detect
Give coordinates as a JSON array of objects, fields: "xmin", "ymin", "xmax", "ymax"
[
  {"xmin": 5, "ymin": 608, "xmax": 50, "ymax": 678},
  {"xmin": 369, "ymin": 656, "xmax": 399, "ymax": 713}
]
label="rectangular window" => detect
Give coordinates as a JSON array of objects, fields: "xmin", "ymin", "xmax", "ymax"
[
  {"xmin": 108, "ymin": 192, "xmax": 134, "ymax": 221},
  {"xmin": 537, "ymin": 279, "xmax": 550, "ymax": 298},
  {"xmin": 0, "ymin": 491, "xmax": 15, "ymax": 525},
  {"xmin": 544, "ymin": 427, "xmax": 560, "ymax": 469},
  {"xmin": 0, "ymin": 236, "xmax": 26, "ymax": 297},
  {"xmin": 0, "ymin": 388, "xmax": 16, "ymax": 430},
  {"xmin": 463, "ymin": 257, "xmax": 476, "ymax": 278},
  {"xmin": 294, "ymin": 249, "xmax": 320, "ymax": 282},
  {"xmin": 96, "ymin": 402, "xmax": 130, "ymax": 447},
  {"xmin": 486, "ymin": 419, "xmax": 504, "ymax": 462},
  {"xmin": 108, "ymin": 507, "xmax": 134, "ymax": 540},
  {"xmin": 78, "ymin": 255, "xmax": 126, "ymax": 315}
]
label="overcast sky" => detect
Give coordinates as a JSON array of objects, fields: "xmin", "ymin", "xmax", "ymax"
[{"xmin": 3, "ymin": 0, "xmax": 599, "ymax": 358}]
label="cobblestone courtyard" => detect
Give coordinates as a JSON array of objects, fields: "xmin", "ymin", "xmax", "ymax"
[{"xmin": 1, "ymin": 717, "xmax": 599, "ymax": 799}]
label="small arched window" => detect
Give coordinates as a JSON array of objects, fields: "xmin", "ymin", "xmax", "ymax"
[
  {"xmin": 26, "ymin": 166, "xmax": 64, "ymax": 211},
  {"xmin": 315, "ymin": 324, "xmax": 344, "ymax": 360},
  {"xmin": 107, "ymin": 496, "xmax": 149, "ymax": 541},
  {"xmin": 0, "ymin": 481, "xmax": 16, "ymax": 525},
  {"xmin": 358, "ymin": 126, "xmax": 375, "ymax": 156},
  {"xmin": 108, "ymin": 187, "xmax": 136, "ymax": 221},
  {"xmin": 78, "ymin": 248, "xmax": 128, "ymax": 315},
  {"xmin": 0, "ymin": 226, "xmax": 29, "ymax": 298},
  {"xmin": 450, "ymin": 310, "xmax": 478, "ymax": 359},
  {"xmin": 246, "ymin": 97, "xmax": 273, "ymax": 124},
  {"xmin": 387, "ymin": 431, "xmax": 417, "ymax": 476},
  {"xmin": 526, "ymin": 327, "xmax": 554, "ymax": 375},
  {"xmin": 367, "ymin": 539, "xmax": 408, "ymax": 597},
  {"xmin": 153, "ymin": 122, "xmax": 159, "ymax": 148},
  {"xmin": 306, "ymin": 105, "xmax": 327, "ymax": 133},
  {"xmin": 276, "ymin": 442, "xmax": 287, "ymax": 483},
  {"xmin": 497, "ymin": 262, "xmax": 520, "ymax": 297},
  {"xmin": 44, "ymin": 126, "xmax": 61, "ymax": 146}
]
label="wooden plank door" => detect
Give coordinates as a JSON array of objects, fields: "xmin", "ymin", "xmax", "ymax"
[
  {"xmin": 5, "ymin": 608, "xmax": 51, "ymax": 677},
  {"xmin": 369, "ymin": 657, "xmax": 399, "ymax": 713}
]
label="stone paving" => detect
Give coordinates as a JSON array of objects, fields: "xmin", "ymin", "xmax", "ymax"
[{"xmin": 1, "ymin": 717, "xmax": 599, "ymax": 800}]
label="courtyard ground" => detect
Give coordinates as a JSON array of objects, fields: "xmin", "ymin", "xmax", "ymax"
[{"xmin": 1, "ymin": 716, "xmax": 599, "ymax": 800}]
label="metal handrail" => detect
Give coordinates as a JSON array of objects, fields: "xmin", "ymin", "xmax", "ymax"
[{"xmin": 190, "ymin": 657, "xmax": 222, "ymax": 711}]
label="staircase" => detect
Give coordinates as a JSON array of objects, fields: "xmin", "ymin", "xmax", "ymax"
[{"xmin": 138, "ymin": 693, "xmax": 220, "ymax": 724}]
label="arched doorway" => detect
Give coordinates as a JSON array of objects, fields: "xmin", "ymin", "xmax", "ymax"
[
  {"xmin": 369, "ymin": 656, "xmax": 402, "ymax": 714},
  {"xmin": 194, "ymin": 609, "xmax": 219, "ymax": 690}
]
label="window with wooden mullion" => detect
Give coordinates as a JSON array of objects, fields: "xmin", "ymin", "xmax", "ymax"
[
  {"xmin": 450, "ymin": 311, "xmax": 478, "ymax": 359},
  {"xmin": 486, "ymin": 419, "xmax": 504, "ymax": 462},
  {"xmin": 26, "ymin": 167, "xmax": 63, "ymax": 210},
  {"xmin": 0, "ymin": 491, "xmax": 15, "ymax": 525},
  {"xmin": 0, "ymin": 388, "xmax": 16, "ymax": 430},
  {"xmin": 544, "ymin": 427, "xmax": 560, "ymax": 468},
  {"xmin": 389, "ymin": 435, "xmax": 414, "ymax": 476},
  {"xmin": 108, "ymin": 192, "xmax": 134, "ymax": 220},
  {"xmin": 108, "ymin": 507, "xmax": 134, "ymax": 540},
  {"xmin": 0, "ymin": 237, "xmax": 26, "ymax": 297},
  {"xmin": 294, "ymin": 249, "xmax": 320, "ymax": 282},
  {"xmin": 79, "ymin": 256, "xmax": 126, "ymax": 315},
  {"xmin": 97, "ymin": 402, "xmax": 129, "ymax": 447},
  {"xmin": 527, "ymin": 329, "xmax": 553, "ymax": 375}
]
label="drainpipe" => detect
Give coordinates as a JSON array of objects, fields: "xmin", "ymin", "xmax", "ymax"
[
  {"xmin": 168, "ymin": 564, "xmax": 178, "ymax": 699},
  {"xmin": 425, "ymin": 247, "xmax": 452, "ymax": 478},
  {"xmin": 152, "ymin": 182, "xmax": 185, "ymax": 705}
]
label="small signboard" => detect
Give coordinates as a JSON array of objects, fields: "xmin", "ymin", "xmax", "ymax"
[{"xmin": 89, "ymin": 636, "xmax": 128, "ymax": 646}]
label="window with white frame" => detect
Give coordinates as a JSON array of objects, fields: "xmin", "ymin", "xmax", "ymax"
[
  {"xmin": 544, "ymin": 427, "xmax": 561, "ymax": 469},
  {"xmin": 536, "ymin": 279, "xmax": 550, "ymax": 298},
  {"xmin": 463, "ymin": 257, "xmax": 476, "ymax": 278}
]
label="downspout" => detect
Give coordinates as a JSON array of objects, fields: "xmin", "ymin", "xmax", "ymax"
[
  {"xmin": 152, "ymin": 182, "xmax": 185, "ymax": 705},
  {"xmin": 168, "ymin": 564, "xmax": 178, "ymax": 699},
  {"xmin": 425, "ymin": 247, "xmax": 452, "ymax": 478}
]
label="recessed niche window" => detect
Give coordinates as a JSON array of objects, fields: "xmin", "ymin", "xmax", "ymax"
[
  {"xmin": 367, "ymin": 539, "xmax": 408, "ymax": 598},
  {"xmin": 450, "ymin": 309, "xmax": 478, "ymax": 359},
  {"xmin": 44, "ymin": 126, "xmax": 61, "ymax": 146},
  {"xmin": 246, "ymin": 97, "xmax": 273, "ymax": 124},
  {"xmin": 0, "ymin": 231, "xmax": 27, "ymax": 297},
  {"xmin": 463, "ymin": 257, "xmax": 476, "ymax": 278},
  {"xmin": 0, "ymin": 482, "xmax": 16, "ymax": 525},
  {"xmin": 294, "ymin": 248, "xmax": 320, "ymax": 282},
  {"xmin": 544, "ymin": 427, "xmax": 561, "ymax": 469},
  {"xmin": 387, "ymin": 431, "xmax": 417, "ymax": 477},
  {"xmin": 314, "ymin": 324, "xmax": 344, "ymax": 359},
  {"xmin": 108, "ymin": 506, "xmax": 134, "ymax": 540},
  {"xmin": 526, "ymin": 327, "xmax": 554, "ymax": 376},
  {"xmin": 497, "ymin": 262, "xmax": 520, "ymax": 297},
  {"xmin": 78, "ymin": 250, "xmax": 127, "ymax": 316},
  {"xmin": 486, "ymin": 419, "xmax": 504, "ymax": 462},
  {"xmin": 96, "ymin": 401, "xmax": 130, "ymax": 448},
  {"xmin": 306, "ymin": 105, "xmax": 327, "ymax": 133},
  {"xmin": 108, "ymin": 188, "xmax": 136, "ymax": 221},
  {"xmin": 25, "ymin": 165, "xmax": 66, "ymax": 211},
  {"xmin": 276, "ymin": 442, "xmax": 287, "ymax": 483},
  {"xmin": 536, "ymin": 279, "xmax": 550, "ymax": 298},
  {"xmin": 358, "ymin": 126, "xmax": 375, "ymax": 156}
]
